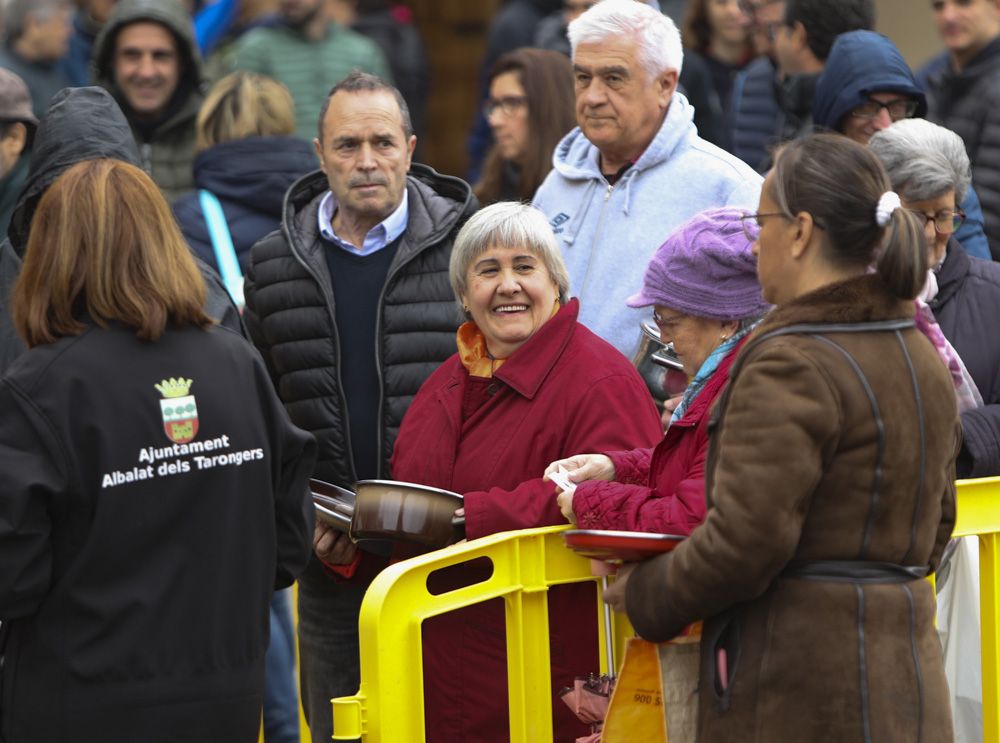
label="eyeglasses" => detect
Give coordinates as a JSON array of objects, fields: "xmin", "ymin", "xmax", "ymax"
[
  {"xmin": 652, "ymin": 310, "xmax": 685, "ymax": 329},
  {"xmin": 908, "ymin": 208, "xmax": 966, "ymax": 235},
  {"xmin": 483, "ymin": 95, "xmax": 528, "ymax": 118},
  {"xmin": 739, "ymin": 211, "xmax": 787, "ymax": 241},
  {"xmin": 849, "ymin": 97, "xmax": 919, "ymax": 121}
]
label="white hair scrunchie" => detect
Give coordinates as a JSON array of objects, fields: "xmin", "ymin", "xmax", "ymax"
[{"xmin": 875, "ymin": 191, "xmax": 901, "ymax": 228}]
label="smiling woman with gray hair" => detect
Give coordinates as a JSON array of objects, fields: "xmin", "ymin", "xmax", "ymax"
[
  {"xmin": 870, "ymin": 118, "xmax": 1000, "ymax": 478},
  {"xmin": 391, "ymin": 201, "xmax": 662, "ymax": 742}
]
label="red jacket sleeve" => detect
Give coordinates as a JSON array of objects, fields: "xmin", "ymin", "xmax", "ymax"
[
  {"xmin": 607, "ymin": 447, "xmax": 654, "ymax": 484},
  {"xmin": 463, "ymin": 373, "xmax": 662, "ymax": 540},
  {"xmin": 571, "ymin": 443, "xmax": 707, "ymax": 537}
]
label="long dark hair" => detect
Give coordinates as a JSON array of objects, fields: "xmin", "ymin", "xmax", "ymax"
[
  {"xmin": 474, "ymin": 48, "xmax": 576, "ymax": 205},
  {"xmin": 770, "ymin": 133, "xmax": 927, "ymax": 300}
]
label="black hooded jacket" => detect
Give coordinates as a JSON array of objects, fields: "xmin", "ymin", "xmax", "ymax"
[
  {"xmin": 0, "ymin": 86, "xmax": 243, "ymax": 376},
  {"xmin": 244, "ymin": 164, "xmax": 477, "ymax": 491},
  {"xmin": 929, "ymin": 240, "xmax": 1000, "ymax": 477}
]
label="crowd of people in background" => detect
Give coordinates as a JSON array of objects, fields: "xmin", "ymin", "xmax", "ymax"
[{"xmin": 0, "ymin": 0, "xmax": 998, "ymax": 742}]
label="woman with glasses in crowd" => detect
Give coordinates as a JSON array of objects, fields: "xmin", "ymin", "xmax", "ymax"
[
  {"xmin": 545, "ymin": 207, "xmax": 769, "ymax": 741},
  {"xmin": 871, "ymin": 114, "xmax": 1000, "ymax": 743},
  {"xmin": 605, "ymin": 133, "xmax": 960, "ymax": 742},
  {"xmin": 474, "ymin": 47, "xmax": 576, "ymax": 205},
  {"xmin": 870, "ymin": 118, "xmax": 1000, "ymax": 478},
  {"xmin": 813, "ymin": 28, "xmax": 992, "ymax": 261}
]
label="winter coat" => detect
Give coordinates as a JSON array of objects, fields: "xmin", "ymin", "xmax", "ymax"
[
  {"xmin": 930, "ymin": 239, "xmax": 1000, "ymax": 477},
  {"xmin": 532, "ymin": 93, "xmax": 761, "ymax": 358},
  {"xmin": 391, "ymin": 299, "xmax": 663, "ymax": 743},
  {"xmin": 0, "ymin": 322, "xmax": 316, "ymax": 743},
  {"xmin": 813, "ymin": 30, "xmax": 991, "ymax": 260},
  {"xmin": 624, "ymin": 275, "xmax": 960, "ymax": 742},
  {"xmin": 678, "ymin": 51, "xmax": 728, "ymax": 150},
  {"xmin": 0, "ymin": 153, "xmax": 28, "ymax": 240},
  {"xmin": 729, "ymin": 56, "xmax": 780, "ymax": 174},
  {"xmin": 924, "ymin": 36, "xmax": 1000, "ymax": 259},
  {"xmin": 0, "ymin": 46, "xmax": 72, "ymax": 121},
  {"xmin": 92, "ymin": 0, "xmax": 206, "ymax": 201},
  {"xmin": 571, "ymin": 339, "xmax": 744, "ymax": 536},
  {"xmin": 0, "ymin": 87, "xmax": 243, "ymax": 377},
  {"xmin": 229, "ymin": 21, "xmax": 390, "ymax": 142},
  {"xmin": 172, "ymin": 135, "xmax": 318, "ymax": 274}
]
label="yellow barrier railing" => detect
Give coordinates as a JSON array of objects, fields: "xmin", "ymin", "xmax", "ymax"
[
  {"xmin": 331, "ymin": 525, "xmax": 624, "ymax": 742},
  {"xmin": 332, "ymin": 478, "xmax": 1000, "ymax": 742},
  {"xmin": 952, "ymin": 476, "xmax": 1000, "ymax": 743}
]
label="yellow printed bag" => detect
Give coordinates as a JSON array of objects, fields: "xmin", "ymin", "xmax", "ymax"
[{"xmin": 601, "ymin": 638, "xmax": 668, "ymax": 742}]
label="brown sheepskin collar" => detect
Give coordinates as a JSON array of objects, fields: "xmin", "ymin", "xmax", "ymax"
[{"xmin": 755, "ymin": 274, "xmax": 914, "ymax": 335}]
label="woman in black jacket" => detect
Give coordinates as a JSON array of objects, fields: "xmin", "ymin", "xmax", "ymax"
[
  {"xmin": 0, "ymin": 159, "xmax": 315, "ymax": 743},
  {"xmin": 871, "ymin": 118, "xmax": 1000, "ymax": 478},
  {"xmin": 172, "ymin": 71, "xmax": 318, "ymax": 279}
]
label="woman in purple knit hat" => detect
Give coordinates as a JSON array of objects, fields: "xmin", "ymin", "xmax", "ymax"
[
  {"xmin": 545, "ymin": 206, "xmax": 769, "ymax": 540},
  {"xmin": 544, "ymin": 206, "xmax": 770, "ymax": 741}
]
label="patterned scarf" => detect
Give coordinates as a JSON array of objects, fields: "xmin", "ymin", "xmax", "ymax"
[{"xmin": 671, "ymin": 322, "xmax": 757, "ymax": 425}]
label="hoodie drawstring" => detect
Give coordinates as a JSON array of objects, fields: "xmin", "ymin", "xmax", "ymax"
[{"xmin": 562, "ymin": 179, "xmax": 600, "ymax": 248}]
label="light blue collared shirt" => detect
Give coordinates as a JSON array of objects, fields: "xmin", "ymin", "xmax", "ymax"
[{"xmin": 317, "ymin": 189, "xmax": 409, "ymax": 256}]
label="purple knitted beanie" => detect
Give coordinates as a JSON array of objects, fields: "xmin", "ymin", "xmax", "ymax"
[{"xmin": 626, "ymin": 207, "xmax": 770, "ymax": 320}]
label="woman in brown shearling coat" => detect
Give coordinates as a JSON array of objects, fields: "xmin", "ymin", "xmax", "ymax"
[{"xmin": 606, "ymin": 134, "xmax": 962, "ymax": 742}]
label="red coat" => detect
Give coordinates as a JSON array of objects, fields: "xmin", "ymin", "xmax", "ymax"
[
  {"xmin": 391, "ymin": 300, "xmax": 662, "ymax": 743},
  {"xmin": 572, "ymin": 339, "xmax": 745, "ymax": 537}
]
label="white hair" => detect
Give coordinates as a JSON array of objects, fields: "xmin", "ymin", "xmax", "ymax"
[
  {"xmin": 449, "ymin": 202, "xmax": 571, "ymax": 305},
  {"xmin": 568, "ymin": 0, "xmax": 683, "ymax": 78},
  {"xmin": 869, "ymin": 119, "xmax": 972, "ymax": 205}
]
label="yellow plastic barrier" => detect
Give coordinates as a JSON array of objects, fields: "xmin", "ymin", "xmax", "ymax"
[
  {"xmin": 952, "ymin": 476, "xmax": 1000, "ymax": 743},
  {"xmin": 332, "ymin": 478, "xmax": 1000, "ymax": 742},
  {"xmin": 331, "ymin": 525, "xmax": 623, "ymax": 742}
]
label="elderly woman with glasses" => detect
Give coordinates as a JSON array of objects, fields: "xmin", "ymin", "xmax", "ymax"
[
  {"xmin": 544, "ymin": 207, "xmax": 769, "ymax": 742},
  {"xmin": 389, "ymin": 201, "xmax": 662, "ymax": 743},
  {"xmin": 870, "ymin": 117, "xmax": 1000, "ymax": 478},
  {"xmin": 870, "ymin": 115, "xmax": 1000, "ymax": 743},
  {"xmin": 546, "ymin": 208, "xmax": 768, "ymax": 538}
]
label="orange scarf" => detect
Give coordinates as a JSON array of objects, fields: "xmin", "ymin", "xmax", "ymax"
[{"xmin": 457, "ymin": 322, "xmax": 506, "ymax": 378}]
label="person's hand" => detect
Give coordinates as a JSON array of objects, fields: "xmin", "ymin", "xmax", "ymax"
[
  {"xmin": 454, "ymin": 507, "xmax": 464, "ymax": 518},
  {"xmin": 601, "ymin": 562, "xmax": 637, "ymax": 613},
  {"xmin": 557, "ymin": 488, "xmax": 576, "ymax": 524},
  {"xmin": 543, "ymin": 454, "xmax": 615, "ymax": 485},
  {"xmin": 661, "ymin": 394, "xmax": 684, "ymax": 427},
  {"xmin": 313, "ymin": 523, "xmax": 358, "ymax": 565}
]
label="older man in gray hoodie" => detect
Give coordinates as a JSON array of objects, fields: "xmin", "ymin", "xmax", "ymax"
[{"xmin": 533, "ymin": 0, "xmax": 761, "ymax": 359}]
